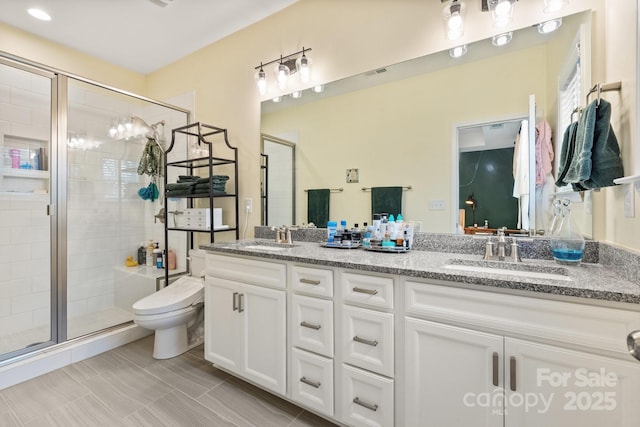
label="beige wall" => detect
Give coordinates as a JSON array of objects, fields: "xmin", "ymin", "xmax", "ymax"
[
  {"xmin": 4, "ymin": 0, "xmax": 639, "ymax": 251},
  {"xmin": 262, "ymin": 44, "xmax": 549, "ymax": 232}
]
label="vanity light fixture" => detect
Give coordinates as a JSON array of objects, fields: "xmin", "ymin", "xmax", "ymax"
[
  {"xmin": 254, "ymin": 47, "xmax": 313, "ymax": 95},
  {"xmin": 488, "ymin": 0, "xmax": 516, "ymax": 28},
  {"xmin": 442, "ymin": 0, "xmax": 467, "ymax": 41},
  {"xmin": 492, "ymin": 31, "xmax": 513, "ymax": 47},
  {"xmin": 449, "ymin": 44, "xmax": 468, "ymax": 58},
  {"xmin": 312, "ymin": 85, "xmax": 325, "ymax": 93},
  {"xmin": 543, "ymin": 0, "xmax": 569, "ymax": 14},
  {"xmin": 538, "ymin": 18, "xmax": 562, "ymax": 34},
  {"xmin": 27, "ymin": 8, "xmax": 52, "ymax": 21}
]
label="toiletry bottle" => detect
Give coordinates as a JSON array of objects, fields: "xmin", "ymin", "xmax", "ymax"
[
  {"xmin": 168, "ymin": 249, "xmax": 176, "ymax": 270},
  {"xmin": 372, "ymin": 214, "xmax": 381, "ymax": 239},
  {"xmin": 388, "ymin": 214, "xmax": 397, "ymax": 240},
  {"xmin": 380, "ymin": 215, "xmax": 388, "ymax": 238},
  {"xmin": 153, "ymin": 243, "xmax": 162, "ymax": 268},
  {"xmin": 137, "ymin": 242, "xmax": 146, "ymax": 265},
  {"xmin": 146, "ymin": 240, "xmax": 154, "ymax": 267},
  {"xmin": 327, "ymin": 221, "xmax": 338, "ymax": 243},
  {"xmin": 340, "ymin": 220, "xmax": 347, "ymax": 233}
]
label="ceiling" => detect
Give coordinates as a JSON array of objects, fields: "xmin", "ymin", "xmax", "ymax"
[{"xmin": 0, "ymin": 0, "xmax": 299, "ymax": 74}]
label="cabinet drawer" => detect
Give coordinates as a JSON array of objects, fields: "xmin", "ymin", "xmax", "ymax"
[
  {"xmin": 206, "ymin": 254, "xmax": 286, "ymax": 289},
  {"xmin": 292, "ymin": 265, "xmax": 334, "ymax": 297},
  {"xmin": 343, "ymin": 273, "xmax": 393, "ymax": 309},
  {"xmin": 292, "ymin": 294, "xmax": 334, "ymax": 357},
  {"xmin": 343, "ymin": 306, "xmax": 394, "ymax": 377},
  {"xmin": 291, "ymin": 348, "xmax": 334, "ymax": 417},
  {"xmin": 340, "ymin": 364, "xmax": 394, "ymax": 427}
]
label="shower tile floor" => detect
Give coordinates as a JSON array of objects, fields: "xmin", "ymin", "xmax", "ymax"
[
  {"xmin": 0, "ymin": 335, "xmax": 338, "ymax": 426},
  {"xmin": 0, "ymin": 307, "xmax": 133, "ymax": 355}
]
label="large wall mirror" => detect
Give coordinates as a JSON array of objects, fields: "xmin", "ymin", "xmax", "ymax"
[{"xmin": 261, "ymin": 10, "xmax": 593, "ymax": 237}]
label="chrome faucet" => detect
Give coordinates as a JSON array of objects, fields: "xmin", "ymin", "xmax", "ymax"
[
  {"xmin": 483, "ymin": 227, "xmax": 521, "ymax": 262},
  {"xmin": 272, "ymin": 226, "xmax": 293, "ymax": 244}
]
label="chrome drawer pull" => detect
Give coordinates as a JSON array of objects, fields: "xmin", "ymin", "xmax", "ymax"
[
  {"xmin": 353, "ymin": 397, "xmax": 378, "ymax": 412},
  {"xmin": 300, "ymin": 376, "xmax": 321, "ymax": 388},
  {"xmin": 353, "ymin": 286, "xmax": 378, "ymax": 295},
  {"xmin": 300, "ymin": 321, "xmax": 322, "ymax": 330},
  {"xmin": 510, "ymin": 356, "xmax": 517, "ymax": 391},
  {"xmin": 628, "ymin": 330, "xmax": 640, "ymax": 362},
  {"xmin": 300, "ymin": 278, "xmax": 321, "ymax": 285},
  {"xmin": 353, "ymin": 335, "xmax": 378, "ymax": 346},
  {"xmin": 232, "ymin": 292, "xmax": 238, "ymax": 311}
]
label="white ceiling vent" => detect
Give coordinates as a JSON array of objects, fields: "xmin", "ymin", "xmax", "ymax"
[{"xmin": 148, "ymin": 0, "xmax": 175, "ymax": 7}]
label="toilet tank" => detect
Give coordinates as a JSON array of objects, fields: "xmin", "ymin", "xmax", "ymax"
[{"xmin": 189, "ymin": 249, "xmax": 207, "ymax": 278}]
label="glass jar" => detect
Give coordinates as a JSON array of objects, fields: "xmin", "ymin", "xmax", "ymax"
[{"xmin": 549, "ymin": 199, "xmax": 585, "ymax": 265}]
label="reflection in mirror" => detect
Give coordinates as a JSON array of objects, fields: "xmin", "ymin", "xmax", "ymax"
[
  {"xmin": 261, "ymin": 11, "xmax": 592, "ymax": 236},
  {"xmin": 261, "ymin": 134, "xmax": 296, "ymax": 226}
]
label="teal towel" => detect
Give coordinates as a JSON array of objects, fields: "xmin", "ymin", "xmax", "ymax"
[
  {"xmin": 371, "ymin": 186, "xmax": 403, "ymax": 217},
  {"xmin": 166, "ymin": 182, "xmax": 195, "ymax": 191},
  {"xmin": 564, "ymin": 99, "xmax": 623, "ymax": 189},
  {"xmin": 555, "ymin": 122, "xmax": 578, "ymax": 187},
  {"xmin": 307, "ymin": 189, "xmax": 330, "ymax": 227}
]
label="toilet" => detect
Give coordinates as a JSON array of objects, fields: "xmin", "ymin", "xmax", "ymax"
[{"xmin": 132, "ymin": 250, "xmax": 206, "ymax": 359}]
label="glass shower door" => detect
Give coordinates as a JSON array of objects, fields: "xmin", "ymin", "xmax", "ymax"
[{"xmin": 0, "ymin": 60, "xmax": 54, "ymax": 359}]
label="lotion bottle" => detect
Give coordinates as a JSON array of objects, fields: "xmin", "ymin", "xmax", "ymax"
[{"xmin": 146, "ymin": 240, "xmax": 154, "ymax": 267}]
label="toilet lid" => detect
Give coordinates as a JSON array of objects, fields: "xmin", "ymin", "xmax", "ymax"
[{"xmin": 133, "ymin": 276, "xmax": 204, "ymax": 315}]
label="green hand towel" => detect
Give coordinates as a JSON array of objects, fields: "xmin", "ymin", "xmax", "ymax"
[
  {"xmin": 371, "ymin": 186, "xmax": 403, "ymax": 217},
  {"xmin": 555, "ymin": 121, "xmax": 578, "ymax": 187},
  {"xmin": 307, "ymin": 189, "xmax": 330, "ymax": 227}
]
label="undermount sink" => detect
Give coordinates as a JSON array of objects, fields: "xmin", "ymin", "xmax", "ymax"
[
  {"xmin": 443, "ymin": 259, "xmax": 572, "ymax": 281},
  {"xmin": 237, "ymin": 241, "xmax": 298, "ymax": 251}
]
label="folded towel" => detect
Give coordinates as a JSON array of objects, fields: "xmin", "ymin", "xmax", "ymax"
[
  {"xmin": 177, "ymin": 175, "xmax": 199, "ymax": 183},
  {"xmin": 196, "ymin": 175, "xmax": 229, "ymax": 184},
  {"xmin": 371, "ymin": 186, "xmax": 403, "ymax": 217},
  {"xmin": 194, "ymin": 183, "xmax": 226, "ymax": 192},
  {"xmin": 307, "ymin": 189, "xmax": 330, "ymax": 227},
  {"xmin": 166, "ymin": 182, "xmax": 195, "ymax": 191},
  {"xmin": 166, "ymin": 189, "xmax": 192, "ymax": 197}
]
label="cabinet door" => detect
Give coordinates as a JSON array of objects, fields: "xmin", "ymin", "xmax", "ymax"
[
  {"xmin": 205, "ymin": 277, "xmax": 242, "ymax": 373},
  {"xmin": 404, "ymin": 318, "xmax": 504, "ymax": 427},
  {"xmin": 505, "ymin": 338, "xmax": 640, "ymax": 427},
  {"xmin": 241, "ymin": 283, "xmax": 287, "ymax": 394}
]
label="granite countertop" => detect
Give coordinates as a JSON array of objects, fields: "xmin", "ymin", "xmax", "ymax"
[{"xmin": 202, "ymin": 239, "xmax": 640, "ymax": 306}]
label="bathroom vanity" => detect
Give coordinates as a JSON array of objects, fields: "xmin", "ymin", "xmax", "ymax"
[{"xmin": 202, "ymin": 239, "xmax": 640, "ymax": 427}]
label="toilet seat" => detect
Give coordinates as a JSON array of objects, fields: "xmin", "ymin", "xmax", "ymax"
[{"xmin": 133, "ymin": 275, "xmax": 203, "ymax": 316}]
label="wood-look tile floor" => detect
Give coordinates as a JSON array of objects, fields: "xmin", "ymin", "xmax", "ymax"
[{"xmin": 0, "ymin": 336, "xmax": 339, "ymax": 426}]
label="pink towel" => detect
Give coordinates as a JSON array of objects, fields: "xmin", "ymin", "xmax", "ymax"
[{"xmin": 535, "ymin": 120, "xmax": 554, "ymax": 186}]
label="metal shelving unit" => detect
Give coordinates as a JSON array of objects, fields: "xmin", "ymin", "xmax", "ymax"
[{"xmin": 163, "ymin": 122, "xmax": 239, "ymax": 284}]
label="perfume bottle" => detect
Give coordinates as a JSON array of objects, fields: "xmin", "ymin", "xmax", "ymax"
[{"xmin": 549, "ymin": 199, "xmax": 585, "ymax": 265}]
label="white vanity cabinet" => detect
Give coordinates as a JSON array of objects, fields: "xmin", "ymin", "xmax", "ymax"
[
  {"xmin": 403, "ymin": 279, "xmax": 640, "ymax": 427},
  {"xmin": 204, "ymin": 254, "xmax": 287, "ymax": 395}
]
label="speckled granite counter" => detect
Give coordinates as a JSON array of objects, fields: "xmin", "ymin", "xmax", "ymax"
[{"xmin": 202, "ymin": 239, "xmax": 640, "ymax": 306}]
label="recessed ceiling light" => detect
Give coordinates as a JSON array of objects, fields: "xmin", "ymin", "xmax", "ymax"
[{"xmin": 27, "ymin": 8, "xmax": 52, "ymax": 21}]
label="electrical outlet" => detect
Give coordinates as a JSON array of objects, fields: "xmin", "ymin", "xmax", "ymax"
[
  {"xmin": 244, "ymin": 198, "xmax": 253, "ymax": 213},
  {"xmin": 428, "ymin": 199, "xmax": 445, "ymax": 210}
]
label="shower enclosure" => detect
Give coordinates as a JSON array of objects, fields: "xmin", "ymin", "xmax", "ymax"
[{"xmin": 0, "ymin": 54, "xmax": 189, "ymax": 363}]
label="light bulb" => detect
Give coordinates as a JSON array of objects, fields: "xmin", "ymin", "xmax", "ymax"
[
  {"xmin": 291, "ymin": 91, "xmax": 302, "ymax": 99},
  {"xmin": 538, "ymin": 18, "xmax": 562, "ymax": 34},
  {"xmin": 297, "ymin": 54, "xmax": 311, "ymax": 83},
  {"xmin": 543, "ymin": 0, "xmax": 569, "ymax": 14},
  {"xmin": 449, "ymin": 45, "xmax": 468, "ymax": 58},
  {"xmin": 492, "ymin": 32, "xmax": 512, "ymax": 47},
  {"xmin": 276, "ymin": 62, "xmax": 290, "ymax": 90},
  {"xmin": 27, "ymin": 8, "xmax": 51, "ymax": 21},
  {"xmin": 312, "ymin": 85, "xmax": 324, "ymax": 93},
  {"xmin": 255, "ymin": 67, "xmax": 267, "ymax": 95}
]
